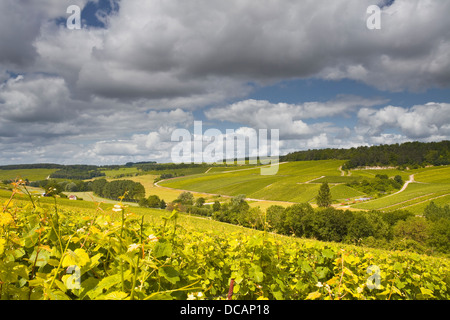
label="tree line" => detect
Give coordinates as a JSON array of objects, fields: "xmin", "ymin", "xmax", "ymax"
[
  {"xmin": 164, "ymin": 191, "xmax": 449, "ymax": 256},
  {"xmin": 27, "ymin": 177, "xmax": 146, "ymax": 203},
  {"xmin": 0, "ymin": 163, "xmax": 64, "ymax": 170},
  {"xmin": 49, "ymin": 165, "xmax": 106, "ymax": 180},
  {"xmin": 347, "ymin": 174, "xmax": 403, "ymax": 195},
  {"xmin": 92, "ymin": 179, "xmax": 145, "ymax": 202},
  {"xmin": 136, "ymin": 163, "xmax": 208, "ymax": 171},
  {"xmin": 281, "ymin": 140, "xmax": 450, "ymax": 169},
  {"xmin": 29, "ymin": 179, "xmax": 93, "ymax": 194}
]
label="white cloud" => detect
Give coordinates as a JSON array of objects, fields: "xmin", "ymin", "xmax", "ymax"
[
  {"xmin": 356, "ymin": 102, "xmax": 450, "ymax": 139},
  {"xmin": 205, "ymin": 96, "xmax": 387, "ymax": 138}
]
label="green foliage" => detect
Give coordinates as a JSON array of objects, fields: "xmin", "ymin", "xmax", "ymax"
[
  {"xmin": 147, "ymin": 195, "xmax": 162, "ymax": 208},
  {"xmin": 282, "ymin": 140, "xmax": 450, "ymax": 169},
  {"xmin": 167, "ymin": 191, "xmax": 449, "ymax": 256},
  {"xmin": 347, "ymin": 175, "xmax": 402, "ymax": 196},
  {"xmin": 0, "ymin": 188, "xmax": 449, "ymax": 300},
  {"xmin": 381, "ymin": 210, "xmax": 414, "ymax": 227},
  {"xmin": 316, "ymin": 182, "xmax": 332, "ymax": 207},
  {"xmin": 177, "ymin": 192, "xmax": 194, "ymax": 205},
  {"xmin": 424, "ymin": 202, "xmax": 450, "ymax": 222},
  {"xmin": 393, "ymin": 217, "xmax": 432, "ymax": 244},
  {"xmin": 394, "ymin": 175, "xmax": 404, "ymax": 185},
  {"xmin": 195, "ymin": 197, "xmax": 205, "ymax": 207},
  {"xmin": 212, "ymin": 200, "xmax": 221, "ymax": 212},
  {"xmin": 139, "ymin": 195, "xmax": 163, "ymax": 209},
  {"xmin": 92, "ymin": 179, "xmax": 145, "ymax": 202},
  {"xmin": 50, "ymin": 165, "xmax": 105, "ymax": 180}
]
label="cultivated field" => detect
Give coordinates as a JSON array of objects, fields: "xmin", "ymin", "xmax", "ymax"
[
  {"xmin": 0, "ymin": 169, "xmax": 57, "ymax": 182},
  {"xmin": 159, "ymin": 161, "xmax": 450, "ymax": 212}
]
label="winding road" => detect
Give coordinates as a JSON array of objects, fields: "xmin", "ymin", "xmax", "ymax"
[{"xmin": 393, "ymin": 174, "xmax": 415, "ymax": 195}]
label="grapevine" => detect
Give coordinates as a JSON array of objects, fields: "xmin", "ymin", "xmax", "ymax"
[{"xmin": 0, "ymin": 188, "xmax": 449, "ymax": 300}]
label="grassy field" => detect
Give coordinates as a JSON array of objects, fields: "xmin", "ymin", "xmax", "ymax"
[
  {"xmin": 0, "ymin": 169, "xmax": 57, "ymax": 181},
  {"xmin": 2, "ymin": 161, "xmax": 449, "ymax": 214},
  {"xmin": 160, "ymin": 161, "xmax": 450, "ymax": 213},
  {"xmin": 111, "ymin": 174, "xmax": 219, "ymax": 203},
  {"xmin": 160, "ymin": 160, "xmax": 347, "ymax": 202},
  {"xmin": 351, "ymin": 166, "xmax": 450, "ymax": 214},
  {"xmin": 100, "ymin": 167, "xmax": 140, "ymax": 178}
]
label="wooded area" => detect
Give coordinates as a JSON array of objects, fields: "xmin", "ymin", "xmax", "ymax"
[{"xmin": 281, "ymin": 141, "xmax": 450, "ymax": 169}]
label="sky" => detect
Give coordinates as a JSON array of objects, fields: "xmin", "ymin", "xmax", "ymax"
[{"xmin": 0, "ymin": 0, "xmax": 449, "ymax": 165}]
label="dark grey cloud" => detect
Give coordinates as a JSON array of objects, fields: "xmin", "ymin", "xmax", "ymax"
[
  {"xmin": 23, "ymin": 0, "xmax": 450, "ymax": 103},
  {"xmin": 0, "ymin": 0, "xmax": 91, "ymax": 68}
]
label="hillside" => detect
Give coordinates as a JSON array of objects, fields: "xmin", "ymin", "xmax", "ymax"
[
  {"xmin": 159, "ymin": 160, "xmax": 450, "ymax": 213},
  {"xmin": 0, "ymin": 187, "xmax": 449, "ymax": 300}
]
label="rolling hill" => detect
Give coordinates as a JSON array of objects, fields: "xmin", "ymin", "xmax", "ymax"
[{"xmin": 159, "ymin": 160, "xmax": 450, "ymax": 213}]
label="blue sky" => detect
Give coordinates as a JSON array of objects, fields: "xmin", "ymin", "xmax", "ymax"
[{"xmin": 0, "ymin": 0, "xmax": 449, "ymax": 165}]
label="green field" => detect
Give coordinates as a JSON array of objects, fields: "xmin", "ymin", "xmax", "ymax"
[
  {"xmin": 0, "ymin": 169, "xmax": 57, "ymax": 181},
  {"xmin": 160, "ymin": 161, "xmax": 450, "ymax": 212},
  {"xmin": 160, "ymin": 160, "xmax": 347, "ymax": 202},
  {"xmin": 351, "ymin": 168, "xmax": 450, "ymax": 214},
  {"xmin": 2, "ymin": 161, "xmax": 449, "ymax": 214}
]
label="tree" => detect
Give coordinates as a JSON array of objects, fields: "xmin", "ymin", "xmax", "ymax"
[
  {"xmin": 427, "ymin": 218, "xmax": 450, "ymax": 253},
  {"xmin": 424, "ymin": 202, "xmax": 450, "ymax": 222},
  {"xmin": 212, "ymin": 200, "xmax": 221, "ymax": 212},
  {"xmin": 230, "ymin": 194, "xmax": 249, "ymax": 213},
  {"xmin": 147, "ymin": 195, "xmax": 161, "ymax": 208},
  {"xmin": 178, "ymin": 191, "xmax": 194, "ymax": 205},
  {"xmin": 65, "ymin": 182, "xmax": 78, "ymax": 192},
  {"xmin": 284, "ymin": 203, "xmax": 314, "ymax": 236},
  {"xmin": 393, "ymin": 217, "xmax": 431, "ymax": 244},
  {"xmin": 92, "ymin": 179, "xmax": 107, "ymax": 196},
  {"xmin": 381, "ymin": 210, "xmax": 413, "ymax": 227},
  {"xmin": 316, "ymin": 182, "xmax": 332, "ymax": 207},
  {"xmin": 348, "ymin": 214, "xmax": 373, "ymax": 240},
  {"xmin": 394, "ymin": 175, "xmax": 403, "ymax": 185},
  {"xmin": 195, "ymin": 197, "xmax": 205, "ymax": 207},
  {"xmin": 266, "ymin": 205, "xmax": 286, "ymax": 233},
  {"xmin": 139, "ymin": 198, "xmax": 149, "ymax": 208}
]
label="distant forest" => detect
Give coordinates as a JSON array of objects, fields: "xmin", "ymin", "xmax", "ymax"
[
  {"xmin": 0, "ymin": 163, "xmax": 64, "ymax": 170},
  {"xmin": 136, "ymin": 163, "xmax": 208, "ymax": 171},
  {"xmin": 49, "ymin": 165, "xmax": 106, "ymax": 180},
  {"xmin": 280, "ymin": 141, "xmax": 450, "ymax": 169}
]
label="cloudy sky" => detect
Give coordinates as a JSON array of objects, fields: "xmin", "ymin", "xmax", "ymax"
[{"xmin": 0, "ymin": 0, "xmax": 449, "ymax": 165}]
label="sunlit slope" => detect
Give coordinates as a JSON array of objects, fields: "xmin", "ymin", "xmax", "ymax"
[
  {"xmin": 160, "ymin": 161, "xmax": 450, "ymax": 210},
  {"xmin": 351, "ymin": 166, "xmax": 450, "ymax": 213},
  {"xmin": 160, "ymin": 160, "xmax": 348, "ymax": 202}
]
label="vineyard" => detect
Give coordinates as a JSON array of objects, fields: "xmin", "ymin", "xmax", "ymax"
[{"xmin": 1, "ymin": 184, "xmax": 449, "ymax": 300}]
